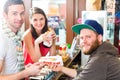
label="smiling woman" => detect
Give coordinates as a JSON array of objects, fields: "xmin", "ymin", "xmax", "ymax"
[
  {"xmin": 32, "ymin": 0, "xmax": 66, "ymax": 45},
  {"xmin": 22, "ymin": 7, "xmax": 56, "ymax": 65}
]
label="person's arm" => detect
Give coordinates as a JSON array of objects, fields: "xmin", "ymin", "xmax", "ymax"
[
  {"xmin": 60, "ymin": 66, "xmax": 77, "ymax": 78},
  {"xmin": 49, "ymin": 42, "xmax": 56, "ymax": 56},
  {"xmin": 0, "ymin": 60, "xmax": 4, "ymax": 73},
  {"xmin": 49, "ymin": 29, "xmax": 56, "ymax": 56},
  {"xmin": 0, "ymin": 58, "xmax": 27, "ymax": 80},
  {"xmin": 23, "ymin": 30, "xmax": 41, "ymax": 62},
  {"xmin": 0, "ymin": 69, "xmax": 30, "ymax": 80},
  {"xmin": 0, "ymin": 62, "xmax": 43, "ymax": 80},
  {"xmin": 49, "ymin": 65, "xmax": 77, "ymax": 78}
]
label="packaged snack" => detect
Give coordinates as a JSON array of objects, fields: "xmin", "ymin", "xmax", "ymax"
[
  {"xmin": 39, "ymin": 56, "xmax": 63, "ymax": 66},
  {"xmin": 43, "ymin": 31, "xmax": 53, "ymax": 47}
]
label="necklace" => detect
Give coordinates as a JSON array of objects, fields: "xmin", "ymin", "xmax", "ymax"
[{"xmin": 2, "ymin": 23, "xmax": 24, "ymax": 71}]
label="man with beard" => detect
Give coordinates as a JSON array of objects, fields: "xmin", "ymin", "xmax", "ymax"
[{"xmin": 49, "ymin": 20, "xmax": 120, "ymax": 80}]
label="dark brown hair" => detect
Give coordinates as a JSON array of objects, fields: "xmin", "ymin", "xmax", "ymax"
[
  {"xmin": 3, "ymin": 0, "xmax": 25, "ymax": 14},
  {"xmin": 29, "ymin": 7, "xmax": 48, "ymax": 39}
]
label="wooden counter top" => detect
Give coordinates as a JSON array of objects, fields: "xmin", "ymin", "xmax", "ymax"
[{"xmin": 53, "ymin": 50, "xmax": 81, "ymax": 80}]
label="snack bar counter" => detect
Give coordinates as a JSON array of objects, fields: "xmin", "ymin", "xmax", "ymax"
[
  {"xmin": 29, "ymin": 50, "xmax": 81, "ymax": 80},
  {"xmin": 53, "ymin": 50, "xmax": 81, "ymax": 80}
]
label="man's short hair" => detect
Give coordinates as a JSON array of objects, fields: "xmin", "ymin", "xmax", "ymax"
[{"xmin": 3, "ymin": 0, "xmax": 25, "ymax": 14}]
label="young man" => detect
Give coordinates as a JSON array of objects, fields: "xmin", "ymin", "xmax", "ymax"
[
  {"xmin": 0, "ymin": 0, "xmax": 43, "ymax": 79},
  {"xmin": 50, "ymin": 20, "xmax": 120, "ymax": 80}
]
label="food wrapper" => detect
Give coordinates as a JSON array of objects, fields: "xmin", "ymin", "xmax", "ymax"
[{"xmin": 39, "ymin": 56, "xmax": 63, "ymax": 66}]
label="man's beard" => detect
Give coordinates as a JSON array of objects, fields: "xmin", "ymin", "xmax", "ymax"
[{"xmin": 82, "ymin": 39, "xmax": 100, "ymax": 55}]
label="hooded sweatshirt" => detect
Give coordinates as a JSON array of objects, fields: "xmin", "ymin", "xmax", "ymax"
[{"xmin": 73, "ymin": 42, "xmax": 120, "ymax": 80}]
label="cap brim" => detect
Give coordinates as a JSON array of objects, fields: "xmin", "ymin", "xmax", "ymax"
[{"xmin": 72, "ymin": 24, "xmax": 96, "ymax": 34}]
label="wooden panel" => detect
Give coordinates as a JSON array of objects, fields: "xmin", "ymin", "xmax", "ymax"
[
  {"xmin": 78, "ymin": 0, "xmax": 86, "ymax": 18},
  {"xmin": 66, "ymin": 0, "xmax": 86, "ymax": 44},
  {"xmin": 23, "ymin": 0, "xmax": 32, "ymax": 30},
  {"xmin": 66, "ymin": 0, "xmax": 75, "ymax": 44}
]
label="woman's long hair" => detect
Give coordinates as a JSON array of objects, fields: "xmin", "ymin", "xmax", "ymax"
[{"xmin": 29, "ymin": 7, "xmax": 48, "ymax": 39}]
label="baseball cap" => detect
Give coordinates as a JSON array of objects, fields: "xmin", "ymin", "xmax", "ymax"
[{"xmin": 72, "ymin": 20, "xmax": 103, "ymax": 35}]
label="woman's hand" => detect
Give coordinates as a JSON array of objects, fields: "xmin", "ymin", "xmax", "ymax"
[
  {"xmin": 34, "ymin": 33, "xmax": 48, "ymax": 44},
  {"xmin": 43, "ymin": 30, "xmax": 56, "ymax": 46},
  {"xmin": 34, "ymin": 28, "xmax": 56, "ymax": 45},
  {"xmin": 51, "ymin": 31, "xmax": 56, "ymax": 41},
  {"xmin": 35, "ymin": 34, "xmax": 44, "ymax": 44}
]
